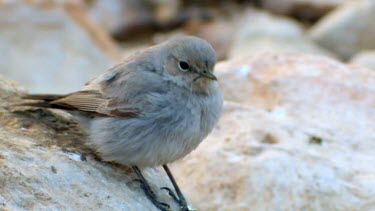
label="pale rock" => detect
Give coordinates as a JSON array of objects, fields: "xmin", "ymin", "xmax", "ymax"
[
  {"xmin": 350, "ymin": 50, "xmax": 375, "ymax": 70},
  {"xmin": 171, "ymin": 52, "xmax": 375, "ymax": 211},
  {"xmin": 0, "ymin": 75, "xmax": 181, "ymax": 210},
  {"xmin": 0, "ymin": 2, "xmax": 117, "ymax": 94},
  {"xmin": 229, "ymin": 10, "xmax": 334, "ymax": 59},
  {"xmin": 309, "ymin": 0, "xmax": 375, "ymax": 60}
]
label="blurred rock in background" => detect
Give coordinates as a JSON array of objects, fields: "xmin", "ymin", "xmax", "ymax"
[
  {"xmin": 1, "ymin": 0, "xmax": 375, "ymax": 210},
  {"xmin": 260, "ymin": 0, "xmax": 349, "ymax": 22},
  {"xmin": 88, "ymin": 0, "xmax": 158, "ymax": 41},
  {"xmin": 309, "ymin": 0, "xmax": 375, "ymax": 60},
  {"xmin": 88, "ymin": 0, "xmax": 214, "ymax": 42},
  {"xmin": 228, "ymin": 10, "xmax": 335, "ymax": 59},
  {"xmin": 0, "ymin": 1, "xmax": 119, "ymax": 94}
]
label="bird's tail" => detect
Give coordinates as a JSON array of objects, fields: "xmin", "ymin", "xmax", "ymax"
[
  {"xmin": 23, "ymin": 94, "xmax": 65, "ymax": 102},
  {"xmin": 15, "ymin": 94, "xmax": 69, "ymax": 109}
]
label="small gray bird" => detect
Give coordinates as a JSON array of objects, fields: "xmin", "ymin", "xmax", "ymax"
[{"xmin": 23, "ymin": 36, "xmax": 222, "ymax": 211}]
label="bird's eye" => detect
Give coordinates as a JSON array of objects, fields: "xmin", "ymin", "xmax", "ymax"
[{"xmin": 178, "ymin": 61, "xmax": 190, "ymax": 72}]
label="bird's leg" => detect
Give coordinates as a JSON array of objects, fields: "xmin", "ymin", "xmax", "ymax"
[
  {"xmin": 162, "ymin": 164, "xmax": 189, "ymax": 211},
  {"xmin": 132, "ymin": 166, "xmax": 170, "ymax": 211}
]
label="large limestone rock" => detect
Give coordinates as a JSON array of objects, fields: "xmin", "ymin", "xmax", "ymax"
[
  {"xmin": 309, "ymin": 0, "xmax": 375, "ymax": 60},
  {"xmin": 0, "ymin": 2, "xmax": 119, "ymax": 94},
  {"xmin": 171, "ymin": 52, "xmax": 375, "ymax": 211},
  {"xmin": 0, "ymin": 76, "xmax": 181, "ymax": 210},
  {"xmin": 229, "ymin": 10, "xmax": 334, "ymax": 59}
]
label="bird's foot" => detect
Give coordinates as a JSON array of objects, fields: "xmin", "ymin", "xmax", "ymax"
[
  {"xmin": 161, "ymin": 187, "xmax": 179, "ymax": 202},
  {"xmin": 137, "ymin": 180, "xmax": 170, "ymax": 211},
  {"xmin": 161, "ymin": 187, "xmax": 189, "ymax": 211}
]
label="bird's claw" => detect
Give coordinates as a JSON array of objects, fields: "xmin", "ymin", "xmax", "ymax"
[
  {"xmin": 132, "ymin": 179, "xmax": 142, "ymax": 184},
  {"xmin": 161, "ymin": 187, "xmax": 180, "ymax": 202},
  {"xmin": 161, "ymin": 187, "xmax": 189, "ymax": 211},
  {"xmin": 155, "ymin": 201, "xmax": 171, "ymax": 211},
  {"xmin": 136, "ymin": 179, "xmax": 170, "ymax": 211}
]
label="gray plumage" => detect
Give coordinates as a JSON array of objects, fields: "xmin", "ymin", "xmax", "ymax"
[{"xmin": 28, "ymin": 36, "xmax": 223, "ymax": 167}]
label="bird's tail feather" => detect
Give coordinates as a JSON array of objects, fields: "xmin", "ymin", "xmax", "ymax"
[
  {"xmin": 22, "ymin": 94, "xmax": 66, "ymax": 102},
  {"xmin": 14, "ymin": 94, "xmax": 69, "ymax": 109}
]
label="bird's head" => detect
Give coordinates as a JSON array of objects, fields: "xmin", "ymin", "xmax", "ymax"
[{"xmin": 161, "ymin": 36, "xmax": 217, "ymax": 94}]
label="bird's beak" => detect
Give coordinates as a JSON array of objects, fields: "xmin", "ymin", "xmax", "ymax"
[{"xmin": 199, "ymin": 71, "xmax": 217, "ymax": 81}]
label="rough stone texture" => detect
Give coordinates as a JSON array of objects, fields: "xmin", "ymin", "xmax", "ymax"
[
  {"xmin": 260, "ymin": 0, "xmax": 347, "ymax": 21},
  {"xmin": 171, "ymin": 52, "xmax": 375, "ymax": 211},
  {"xmin": 0, "ymin": 76, "xmax": 182, "ymax": 211},
  {"xmin": 350, "ymin": 50, "xmax": 375, "ymax": 70},
  {"xmin": 0, "ymin": 2, "xmax": 117, "ymax": 94},
  {"xmin": 309, "ymin": 0, "xmax": 375, "ymax": 60},
  {"xmin": 229, "ymin": 10, "xmax": 334, "ymax": 59}
]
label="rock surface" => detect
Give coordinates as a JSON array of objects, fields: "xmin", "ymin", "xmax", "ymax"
[
  {"xmin": 0, "ymin": 2, "xmax": 117, "ymax": 94},
  {"xmin": 350, "ymin": 50, "xmax": 375, "ymax": 70},
  {"xmin": 309, "ymin": 0, "xmax": 375, "ymax": 60},
  {"xmin": 0, "ymin": 76, "xmax": 181, "ymax": 211},
  {"xmin": 171, "ymin": 52, "xmax": 375, "ymax": 211},
  {"xmin": 229, "ymin": 10, "xmax": 334, "ymax": 59}
]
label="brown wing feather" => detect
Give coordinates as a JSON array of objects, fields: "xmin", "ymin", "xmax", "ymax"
[
  {"xmin": 51, "ymin": 90, "xmax": 138, "ymax": 118},
  {"xmin": 51, "ymin": 90, "xmax": 105, "ymax": 112}
]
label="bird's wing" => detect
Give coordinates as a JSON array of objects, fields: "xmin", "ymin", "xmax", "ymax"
[
  {"xmin": 50, "ymin": 55, "xmax": 163, "ymax": 118},
  {"xmin": 51, "ymin": 89, "xmax": 139, "ymax": 118}
]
